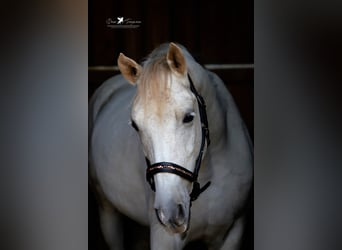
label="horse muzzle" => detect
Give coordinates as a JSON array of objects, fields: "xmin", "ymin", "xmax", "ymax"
[{"xmin": 155, "ymin": 203, "xmax": 189, "ymax": 234}]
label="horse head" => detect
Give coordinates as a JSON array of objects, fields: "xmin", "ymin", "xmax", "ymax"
[{"xmin": 118, "ymin": 43, "xmax": 207, "ymax": 234}]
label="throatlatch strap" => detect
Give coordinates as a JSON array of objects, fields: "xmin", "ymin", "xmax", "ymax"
[{"xmin": 190, "ymin": 181, "xmax": 211, "ymax": 202}]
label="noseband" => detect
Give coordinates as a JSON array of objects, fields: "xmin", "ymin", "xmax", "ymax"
[{"xmin": 145, "ymin": 74, "xmax": 211, "ymax": 202}]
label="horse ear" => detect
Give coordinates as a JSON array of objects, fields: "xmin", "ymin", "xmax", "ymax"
[
  {"xmin": 167, "ymin": 43, "xmax": 187, "ymax": 76},
  {"xmin": 117, "ymin": 53, "xmax": 142, "ymax": 85}
]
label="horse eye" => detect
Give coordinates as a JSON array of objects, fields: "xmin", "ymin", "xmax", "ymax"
[
  {"xmin": 183, "ymin": 112, "xmax": 195, "ymax": 123},
  {"xmin": 131, "ymin": 120, "xmax": 139, "ymax": 131}
]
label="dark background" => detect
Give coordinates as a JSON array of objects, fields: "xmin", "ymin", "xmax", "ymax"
[
  {"xmin": 88, "ymin": 0, "xmax": 253, "ymax": 137},
  {"xmin": 89, "ymin": 0, "xmax": 253, "ymax": 249},
  {"xmin": 2, "ymin": 1, "xmax": 342, "ymax": 250}
]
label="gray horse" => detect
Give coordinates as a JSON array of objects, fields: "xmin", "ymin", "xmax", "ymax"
[{"xmin": 89, "ymin": 43, "xmax": 253, "ymax": 250}]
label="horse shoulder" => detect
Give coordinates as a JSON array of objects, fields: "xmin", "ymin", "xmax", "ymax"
[{"xmin": 90, "ymin": 76, "xmax": 152, "ymax": 225}]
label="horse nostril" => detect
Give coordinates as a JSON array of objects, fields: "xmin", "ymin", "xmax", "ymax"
[
  {"xmin": 174, "ymin": 204, "xmax": 186, "ymax": 226},
  {"xmin": 177, "ymin": 204, "xmax": 185, "ymax": 219},
  {"xmin": 155, "ymin": 204, "xmax": 187, "ymax": 228}
]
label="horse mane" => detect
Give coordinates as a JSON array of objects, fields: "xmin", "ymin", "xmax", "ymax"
[{"xmin": 134, "ymin": 44, "xmax": 173, "ymax": 115}]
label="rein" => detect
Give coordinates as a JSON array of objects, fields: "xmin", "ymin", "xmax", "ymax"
[{"xmin": 145, "ymin": 74, "xmax": 211, "ymax": 202}]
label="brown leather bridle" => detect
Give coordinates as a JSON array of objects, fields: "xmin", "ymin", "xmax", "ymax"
[{"xmin": 145, "ymin": 74, "xmax": 211, "ymax": 202}]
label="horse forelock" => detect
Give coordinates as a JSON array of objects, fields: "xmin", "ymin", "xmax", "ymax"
[
  {"xmin": 133, "ymin": 53, "xmax": 173, "ymax": 117},
  {"xmin": 132, "ymin": 43, "xmax": 202, "ymax": 119}
]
